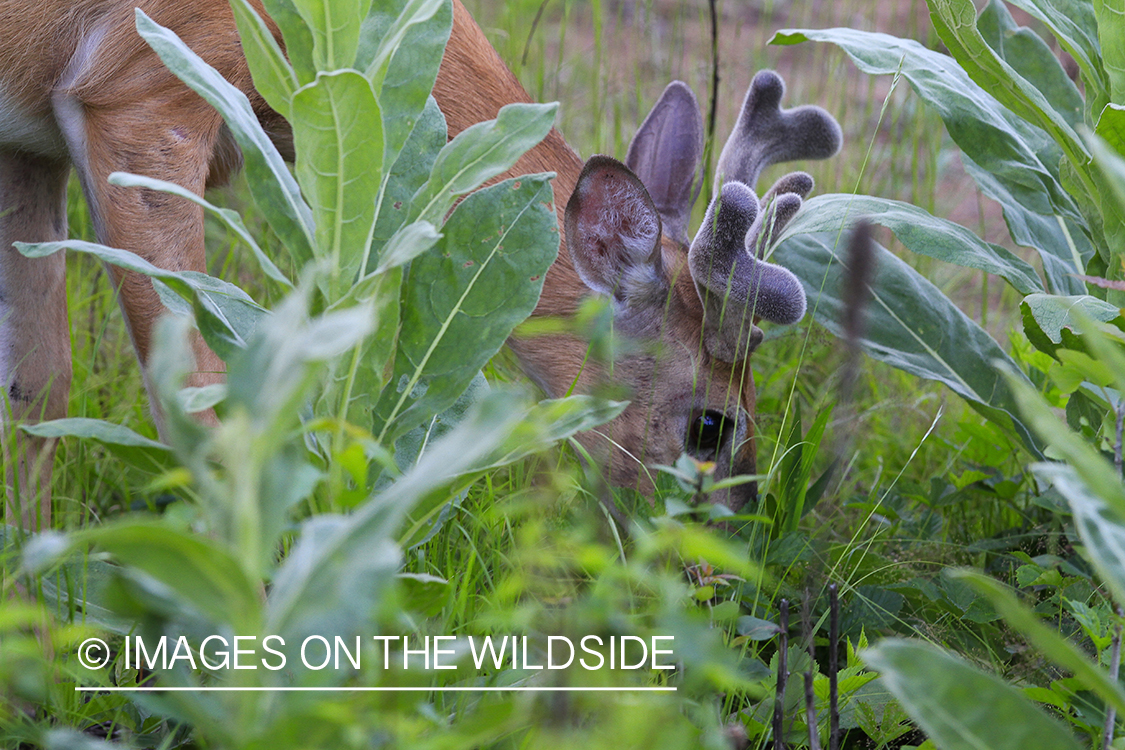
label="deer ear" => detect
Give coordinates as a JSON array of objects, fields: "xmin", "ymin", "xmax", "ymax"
[
  {"xmin": 565, "ymin": 155, "xmax": 664, "ymax": 302},
  {"xmin": 624, "ymin": 81, "xmax": 703, "ymax": 245}
]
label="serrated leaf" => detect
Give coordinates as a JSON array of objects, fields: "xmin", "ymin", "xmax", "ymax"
[{"xmin": 864, "ymin": 639, "xmax": 1084, "ymax": 750}]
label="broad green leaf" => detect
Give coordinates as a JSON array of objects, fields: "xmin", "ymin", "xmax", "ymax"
[
  {"xmin": 864, "ymin": 639, "xmax": 1084, "ymax": 750},
  {"xmin": 954, "ymin": 569, "xmax": 1125, "ymax": 714},
  {"xmin": 370, "ymin": 96, "xmax": 446, "ymax": 269},
  {"xmin": 373, "ymin": 176, "xmax": 558, "ymax": 442},
  {"xmin": 778, "ymin": 194, "xmax": 1045, "ymax": 294},
  {"xmin": 410, "ymin": 103, "xmax": 558, "ymax": 226},
  {"xmin": 135, "ymin": 10, "xmax": 316, "ymax": 267},
  {"xmin": 357, "ymin": 0, "xmax": 451, "ymax": 167},
  {"xmin": 331, "ymin": 269, "xmax": 402, "ymax": 418},
  {"xmin": 291, "ymin": 0, "xmax": 372, "ymax": 71},
  {"xmin": 14, "ymin": 239, "xmax": 265, "ymax": 361},
  {"xmin": 977, "ymin": 0, "xmax": 1083, "ymax": 128},
  {"xmin": 393, "ymin": 393, "xmax": 627, "ymax": 548},
  {"xmin": 291, "ymin": 71, "xmax": 384, "ymax": 292},
  {"xmin": 1094, "ymin": 0, "xmax": 1125, "ymax": 103},
  {"xmin": 261, "ymin": 0, "xmax": 317, "ymax": 83},
  {"xmin": 772, "ymin": 27, "xmax": 1091, "ymax": 294},
  {"xmin": 771, "ymin": 28, "xmax": 1077, "ymax": 220},
  {"xmin": 1034, "ymin": 462, "xmax": 1125, "ymax": 607},
  {"xmin": 80, "ymin": 522, "xmax": 261, "ymax": 633},
  {"xmin": 961, "ymin": 155, "xmax": 1091, "ymax": 294},
  {"xmin": 264, "ymin": 513, "xmax": 400, "ymax": 652},
  {"xmin": 773, "ymin": 231, "xmax": 1042, "ymax": 455},
  {"xmin": 1002, "ymin": 0, "xmax": 1107, "ymax": 112},
  {"xmin": 229, "ymin": 0, "xmax": 298, "ymax": 115},
  {"xmin": 927, "ymin": 0, "xmax": 1088, "ymax": 171},
  {"xmin": 1004, "ymin": 370, "xmax": 1125, "ymax": 519},
  {"xmin": 108, "ymin": 172, "xmax": 292, "ymax": 289},
  {"xmin": 1089, "ymin": 132, "xmax": 1125, "ymax": 230},
  {"xmin": 376, "ymin": 220, "xmax": 441, "ymax": 273},
  {"xmin": 1020, "ymin": 293, "xmax": 1124, "ymax": 355},
  {"xmin": 1096, "ymin": 104, "xmax": 1125, "ymax": 157},
  {"xmin": 20, "ymin": 419, "xmax": 171, "ymax": 474}
]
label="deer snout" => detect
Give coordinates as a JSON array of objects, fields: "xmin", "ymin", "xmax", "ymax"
[{"xmin": 710, "ymin": 406, "xmax": 757, "ymax": 513}]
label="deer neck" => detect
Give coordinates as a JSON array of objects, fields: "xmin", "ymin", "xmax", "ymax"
[{"xmin": 435, "ymin": 0, "xmax": 594, "ymax": 399}]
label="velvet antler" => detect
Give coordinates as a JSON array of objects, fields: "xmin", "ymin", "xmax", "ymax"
[
  {"xmin": 688, "ymin": 69, "xmax": 841, "ymax": 362},
  {"xmin": 689, "ymin": 182, "xmax": 807, "ymax": 362}
]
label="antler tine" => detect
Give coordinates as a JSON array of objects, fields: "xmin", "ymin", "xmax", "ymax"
[
  {"xmin": 746, "ymin": 192, "xmax": 804, "ymax": 260},
  {"xmin": 715, "ymin": 70, "xmax": 841, "ymax": 192},
  {"xmin": 689, "ymin": 182, "xmax": 807, "ymax": 362}
]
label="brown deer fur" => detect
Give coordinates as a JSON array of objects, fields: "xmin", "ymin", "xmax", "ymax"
[{"xmin": 0, "ymin": 0, "xmax": 775, "ymax": 528}]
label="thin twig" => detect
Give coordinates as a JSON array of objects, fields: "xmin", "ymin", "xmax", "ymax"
[
  {"xmin": 519, "ymin": 0, "xmax": 552, "ymax": 69},
  {"xmin": 1105, "ymin": 603, "xmax": 1124, "ymax": 749},
  {"xmin": 805, "ymin": 594, "xmax": 820, "ymax": 750},
  {"xmin": 774, "ymin": 599, "xmax": 789, "ymax": 750},
  {"xmin": 1114, "ymin": 400, "xmax": 1123, "ymax": 477},
  {"xmin": 805, "ymin": 671, "xmax": 821, "ymax": 750},
  {"xmin": 829, "ymin": 584, "xmax": 840, "ymax": 750}
]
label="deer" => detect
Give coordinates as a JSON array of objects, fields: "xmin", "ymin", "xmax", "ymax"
[{"xmin": 0, "ymin": 0, "xmax": 840, "ymax": 530}]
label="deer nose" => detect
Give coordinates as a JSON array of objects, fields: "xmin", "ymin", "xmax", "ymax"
[{"xmin": 712, "ymin": 406, "xmax": 757, "ymax": 513}]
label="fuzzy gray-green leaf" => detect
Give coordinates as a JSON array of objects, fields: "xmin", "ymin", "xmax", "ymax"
[
  {"xmin": 410, "ymin": 103, "xmax": 558, "ymax": 226},
  {"xmin": 773, "ymin": 231, "xmax": 1041, "ymax": 455},
  {"xmin": 357, "ymin": 0, "xmax": 450, "ymax": 168},
  {"xmin": 20, "ymin": 419, "xmax": 172, "ymax": 474},
  {"xmin": 373, "ymin": 176, "xmax": 558, "ymax": 442},
  {"xmin": 778, "ymin": 194, "xmax": 1045, "ymax": 294},
  {"xmin": 864, "ymin": 639, "xmax": 1084, "ymax": 750},
  {"xmin": 291, "ymin": 70, "xmax": 384, "ymax": 290},
  {"xmin": 135, "ymin": 10, "xmax": 316, "ymax": 266}
]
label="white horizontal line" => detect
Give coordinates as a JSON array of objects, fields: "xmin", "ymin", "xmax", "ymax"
[{"xmin": 75, "ymin": 686, "xmax": 676, "ymax": 693}]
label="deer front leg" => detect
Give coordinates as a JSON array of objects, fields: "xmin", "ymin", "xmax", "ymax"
[
  {"xmin": 55, "ymin": 85, "xmax": 227, "ymax": 438},
  {"xmin": 0, "ymin": 151, "xmax": 71, "ymax": 530}
]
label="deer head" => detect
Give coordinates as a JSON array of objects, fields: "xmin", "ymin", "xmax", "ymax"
[{"xmin": 562, "ymin": 70, "xmax": 841, "ymax": 511}]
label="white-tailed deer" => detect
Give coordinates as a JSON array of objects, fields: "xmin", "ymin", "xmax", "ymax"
[{"xmin": 0, "ymin": 0, "xmax": 839, "ymax": 528}]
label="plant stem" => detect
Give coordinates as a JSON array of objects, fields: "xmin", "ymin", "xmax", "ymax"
[
  {"xmin": 1105, "ymin": 604, "xmax": 1124, "ymax": 750},
  {"xmin": 775, "ymin": 599, "xmax": 789, "ymax": 750},
  {"xmin": 829, "ymin": 584, "xmax": 840, "ymax": 750}
]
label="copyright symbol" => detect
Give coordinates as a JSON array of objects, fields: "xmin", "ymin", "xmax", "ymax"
[{"xmin": 77, "ymin": 638, "xmax": 110, "ymax": 670}]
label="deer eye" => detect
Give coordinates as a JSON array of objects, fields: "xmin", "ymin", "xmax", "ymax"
[{"xmin": 687, "ymin": 410, "xmax": 729, "ymax": 455}]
